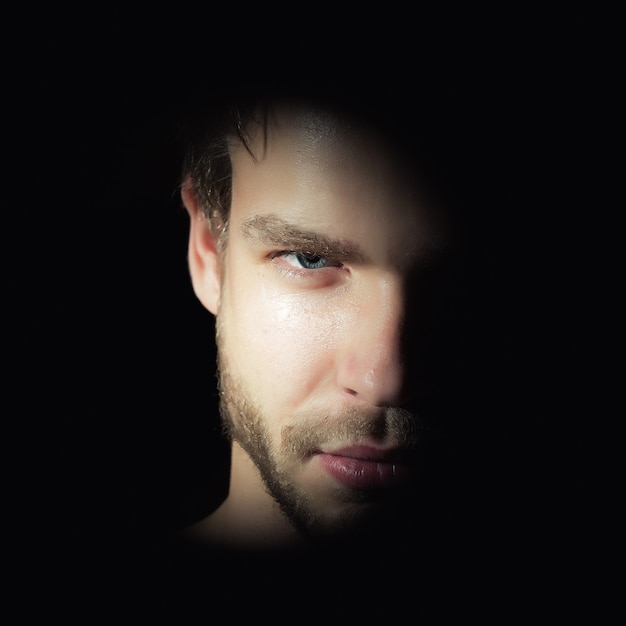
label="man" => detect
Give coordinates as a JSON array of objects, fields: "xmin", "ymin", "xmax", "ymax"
[{"xmin": 176, "ymin": 85, "xmax": 506, "ymax": 559}]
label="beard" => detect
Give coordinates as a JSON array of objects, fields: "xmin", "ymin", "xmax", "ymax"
[{"xmin": 214, "ymin": 316, "xmax": 427, "ymax": 545}]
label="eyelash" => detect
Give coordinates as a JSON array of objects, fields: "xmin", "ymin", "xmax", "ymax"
[{"xmin": 272, "ymin": 250, "xmax": 344, "ymax": 279}]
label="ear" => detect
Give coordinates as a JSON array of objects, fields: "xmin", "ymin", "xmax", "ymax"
[{"xmin": 181, "ymin": 178, "xmax": 222, "ymax": 315}]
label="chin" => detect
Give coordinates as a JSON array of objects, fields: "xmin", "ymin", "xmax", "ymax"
[{"xmin": 300, "ymin": 499, "xmax": 403, "ymax": 542}]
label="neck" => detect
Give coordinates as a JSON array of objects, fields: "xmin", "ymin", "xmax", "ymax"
[{"xmin": 184, "ymin": 442, "xmax": 302, "ymax": 551}]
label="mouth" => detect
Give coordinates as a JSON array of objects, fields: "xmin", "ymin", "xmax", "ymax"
[{"xmin": 315, "ymin": 445, "xmax": 418, "ymax": 490}]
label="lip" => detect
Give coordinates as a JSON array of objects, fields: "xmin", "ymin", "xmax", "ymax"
[{"xmin": 316, "ymin": 445, "xmax": 417, "ymax": 490}]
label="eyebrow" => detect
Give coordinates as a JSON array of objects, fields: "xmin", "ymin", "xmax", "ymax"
[{"xmin": 240, "ymin": 214, "xmax": 369, "ymax": 262}]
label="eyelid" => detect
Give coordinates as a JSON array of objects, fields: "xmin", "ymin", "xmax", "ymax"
[
  {"xmin": 269, "ymin": 250, "xmax": 349, "ymax": 284},
  {"xmin": 274, "ymin": 250, "xmax": 343, "ymax": 268}
]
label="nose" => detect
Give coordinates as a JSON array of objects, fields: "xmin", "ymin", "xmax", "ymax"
[{"xmin": 335, "ymin": 274, "xmax": 406, "ymax": 407}]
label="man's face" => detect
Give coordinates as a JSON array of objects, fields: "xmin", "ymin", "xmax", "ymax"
[{"xmin": 215, "ymin": 105, "xmax": 454, "ymax": 539}]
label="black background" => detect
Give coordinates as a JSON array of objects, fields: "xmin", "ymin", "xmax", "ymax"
[
  {"xmin": 66, "ymin": 94, "xmax": 229, "ymax": 531},
  {"xmin": 21, "ymin": 27, "xmax": 606, "ymax": 619}
]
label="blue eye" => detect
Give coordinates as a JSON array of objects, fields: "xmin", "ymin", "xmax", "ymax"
[
  {"xmin": 274, "ymin": 250, "xmax": 343, "ymax": 276},
  {"xmin": 278, "ymin": 251, "xmax": 331, "ymax": 270},
  {"xmin": 272, "ymin": 250, "xmax": 346, "ymax": 284},
  {"xmin": 293, "ymin": 252, "xmax": 328, "ymax": 269}
]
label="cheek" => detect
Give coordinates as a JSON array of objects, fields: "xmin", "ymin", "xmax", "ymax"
[{"xmin": 226, "ymin": 279, "xmax": 348, "ymax": 410}]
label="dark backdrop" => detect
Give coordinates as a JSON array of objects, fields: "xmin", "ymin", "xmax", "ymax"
[{"xmin": 61, "ymin": 72, "xmax": 576, "ymax": 542}]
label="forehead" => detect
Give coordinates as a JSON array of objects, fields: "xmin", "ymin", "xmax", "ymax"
[
  {"xmin": 238, "ymin": 102, "xmax": 416, "ymax": 179},
  {"xmin": 229, "ymin": 102, "xmax": 452, "ymax": 263}
]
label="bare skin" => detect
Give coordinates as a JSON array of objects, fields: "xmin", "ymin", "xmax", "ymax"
[{"xmin": 181, "ymin": 104, "xmax": 452, "ymax": 551}]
